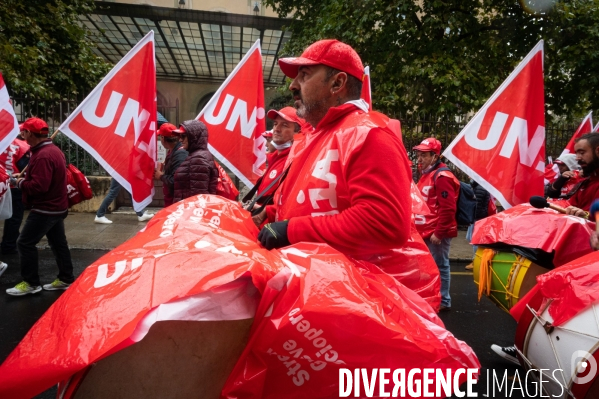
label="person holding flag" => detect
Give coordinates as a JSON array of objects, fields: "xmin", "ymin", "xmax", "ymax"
[
  {"xmin": 6, "ymin": 117, "xmax": 75, "ymax": 296},
  {"xmin": 243, "ymin": 107, "xmax": 305, "ymax": 211},
  {"xmin": 413, "ymin": 138, "xmax": 460, "ymax": 311}
]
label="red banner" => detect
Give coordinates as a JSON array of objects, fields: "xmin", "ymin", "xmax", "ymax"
[
  {"xmin": 443, "ymin": 41, "xmax": 545, "ymax": 209},
  {"xmin": 197, "ymin": 40, "xmax": 266, "ymax": 187},
  {"xmin": 0, "ymin": 73, "xmax": 19, "ymax": 156},
  {"xmin": 360, "ymin": 66, "xmax": 372, "ymax": 111},
  {"xmin": 58, "ymin": 32, "xmax": 156, "ymax": 211},
  {"xmin": 560, "ymin": 111, "xmax": 593, "ymax": 156}
]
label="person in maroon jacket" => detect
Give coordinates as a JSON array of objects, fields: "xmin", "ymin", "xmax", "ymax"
[
  {"xmin": 565, "ymin": 132, "xmax": 599, "ymax": 217},
  {"xmin": 413, "ymin": 138, "xmax": 460, "ymax": 311},
  {"xmin": 6, "ymin": 117, "xmax": 74, "ymax": 296}
]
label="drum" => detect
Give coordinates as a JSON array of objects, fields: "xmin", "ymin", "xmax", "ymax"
[
  {"xmin": 515, "ymin": 290, "xmax": 599, "ymax": 398},
  {"xmin": 57, "ymin": 318, "xmax": 254, "ymax": 399},
  {"xmin": 473, "ymin": 247, "xmax": 546, "ymax": 312}
]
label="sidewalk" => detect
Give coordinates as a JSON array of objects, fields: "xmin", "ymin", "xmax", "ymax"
[{"xmin": 0, "ymin": 209, "xmax": 476, "ymax": 260}]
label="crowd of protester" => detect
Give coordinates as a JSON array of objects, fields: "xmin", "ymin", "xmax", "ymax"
[{"xmin": 2, "ymin": 40, "xmax": 599, "ymax": 373}]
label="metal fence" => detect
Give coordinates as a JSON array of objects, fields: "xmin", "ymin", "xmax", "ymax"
[{"xmin": 11, "ymin": 97, "xmax": 580, "ymax": 178}]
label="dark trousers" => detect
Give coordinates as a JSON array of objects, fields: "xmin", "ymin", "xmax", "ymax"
[
  {"xmin": 18, "ymin": 212, "xmax": 74, "ymax": 286},
  {"xmin": 1, "ymin": 187, "xmax": 24, "ymax": 253}
]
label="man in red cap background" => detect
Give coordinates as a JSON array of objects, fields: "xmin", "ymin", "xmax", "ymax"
[
  {"xmin": 154, "ymin": 123, "xmax": 188, "ymax": 207},
  {"xmin": 243, "ymin": 107, "xmax": 305, "ymax": 210},
  {"xmin": 253, "ymin": 40, "xmax": 439, "ymax": 303},
  {"xmin": 413, "ymin": 137, "xmax": 460, "ymax": 311},
  {"xmin": 6, "ymin": 117, "xmax": 75, "ymax": 296}
]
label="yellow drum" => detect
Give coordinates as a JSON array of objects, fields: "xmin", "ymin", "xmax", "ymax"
[{"xmin": 473, "ymin": 247, "xmax": 546, "ymax": 312}]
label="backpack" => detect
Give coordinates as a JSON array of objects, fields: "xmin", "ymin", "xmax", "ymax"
[
  {"xmin": 68, "ymin": 164, "xmax": 93, "ymax": 201},
  {"xmin": 433, "ymin": 167, "xmax": 477, "ymax": 225},
  {"xmin": 214, "ymin": 161, "xmax": 239, "ymax": 200}
]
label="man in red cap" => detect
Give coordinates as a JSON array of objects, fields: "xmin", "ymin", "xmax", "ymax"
[
  {"xmin": 154, "ymin": 123, "xmax": 188, "ymax": 207},
  {"xmin": 243, "ymin": 107, "xmax": 305, "ymax": 210},
  {"xmin": 255, "ymin": 40, "xmax": 426, "ymax": 299},
  {"xmin": 6, "ymin": 117, "xmax": 75, "ymax": 296},
  {"xmin": 413, "ymin": 137, "xmax": 460, "ymax": 311}
]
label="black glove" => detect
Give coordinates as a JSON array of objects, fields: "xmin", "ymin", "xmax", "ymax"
[{"xmin": 258, "ymin": 221, "xmax": 290, "ymax": 250}]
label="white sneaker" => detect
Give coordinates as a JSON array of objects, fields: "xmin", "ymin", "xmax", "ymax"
[
  {"xmin": 43, "ymin": 278, "xmax": 71, "ymax": 291},
  {"xmin": 95, "ymin": 216, "xmax": 113, "ymax": 224},
  {"xmin": 6, "ymin": 281, "xmax": 42, "ymax": 296},
  {"xmin": 0, "ymin": 261, "xmax": 6, "ymax": 278},
  {"xmin": 138, "ymin": 211, "xmax": 154, "ymax": 222}
]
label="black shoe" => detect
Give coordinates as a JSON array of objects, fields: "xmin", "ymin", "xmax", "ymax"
[
  {"xmin": 491, "ymin": 344, "xmax": 520, "ymax": 365},
  {"xmin": 439, "ymin": 305, "xmax": 451, "ymax": 312}
]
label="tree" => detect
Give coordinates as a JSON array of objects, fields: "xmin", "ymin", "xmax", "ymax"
[
  {"xmin": 0, "ymin": 0, "xmax": 111, "ymax": 99},
  {"xmin": 264, "ymin": 0, "xmax": 599, "ymax": 120}
]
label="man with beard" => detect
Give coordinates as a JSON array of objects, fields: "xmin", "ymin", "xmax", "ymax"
[
  {"xmin": 564, "ymin": 133, "xmax": 599, "ymax": 217},
  {"xmin": 255, "ymin": 40, "xmax": 427, "ymax": 299}
]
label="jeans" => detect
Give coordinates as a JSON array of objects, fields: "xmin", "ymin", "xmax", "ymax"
[
  {"xmin": 96, "ymin": 178, "xmax": 143, "ymax": 217},
  {"xmin": 466, "ymin": 224, "xmax": 477, "ymax": 255},
  {"xmin": 18, "ymin": 212, "xmax": 74, "ymax": 286},
  {"xmin": 425, "ymin": 237, "xmax": 452, "ymax": 308},
  {"xmin": 1, "ymin": 187, "xmax": 24, "ymax": 253}
]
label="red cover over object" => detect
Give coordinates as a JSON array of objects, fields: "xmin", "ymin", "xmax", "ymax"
[
  {"xmin": 0, "ymin": 196, "xmax": 473, "ymax": 398},
  {"xmin": 471, "ymin": 203, "xmax": 594, "ymax": 267},
  {"xmin": 536, "ymin": 251, "xmax": 599, "ymax": 326},
  {"xmin": 222, "ymin": 243, "xmax": 479, "ymax": 398}
]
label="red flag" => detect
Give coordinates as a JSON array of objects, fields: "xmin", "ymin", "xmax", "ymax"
[
  {"xmin": 58, "ymin": 31, "xmax": 157, "ymax": 212},
  {"xmin": 443, "ymin": 41, "xmax": 545, "ymax": 209},
  {"xmin": 594, "ymin": 121, "xmax": 599, "ymax": 132},
  {"xmin": 560, "ymin": 111, "xmax": 593, "ymax": 156},
  {"xmin": 360, "ymin": 65, "xmax": 372, "ymax": 111},
  {"xmin": 0, "ymin": 73, "xmax": 19, "ymax": 155},
  {"xmin": 197, "ymin": 40, "xmax": 266, "ymax": 187}
]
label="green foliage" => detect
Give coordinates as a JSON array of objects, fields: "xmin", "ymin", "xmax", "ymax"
[
  {"xmin": 0, "ymin": 0, "xmax": 111, "ymax": 99},
  {"xmin": 265, "ymin": 0, "xmax": 599, "ymax": 120}
]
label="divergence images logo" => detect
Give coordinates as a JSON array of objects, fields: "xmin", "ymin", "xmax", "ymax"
[{"xmin": 571, "ymin": 350, "xmax": 597, "ymax": 385}]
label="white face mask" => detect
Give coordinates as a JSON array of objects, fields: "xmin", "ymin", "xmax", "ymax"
[{"xmin": 271, "ymin": 141, "xmax": 292, "ymax": 150}]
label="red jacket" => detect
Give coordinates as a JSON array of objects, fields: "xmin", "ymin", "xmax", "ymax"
[
  {"xmin": 568, "ymin": 171, "xmax": 599, "ymax": 211},
  {"xmin": 273, "ymin": 102, "xmax": 412, "ymax": 260},
  {"xmin": 415, "ymin": 162, "xmax": 460, "ymax": 240},
  {"xmin": 18, "ymin": 140, "xmax": 68, "ymax": 215},
  {"xmin": 256, "ymin": 147, "xmax": 291, "ymax": 200}
]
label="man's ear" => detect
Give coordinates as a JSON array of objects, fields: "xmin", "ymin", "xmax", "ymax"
[{"xmin": 330, "ymin": 72, "xmax": 348, "ymax": 94}]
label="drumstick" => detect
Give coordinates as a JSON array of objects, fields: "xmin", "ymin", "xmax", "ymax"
[{"xmin": 529, "ymin": 196, "xmax": 568, "ymax": 214}]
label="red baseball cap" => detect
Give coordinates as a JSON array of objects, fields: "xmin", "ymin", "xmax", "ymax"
[
  {"xmin": 413, "ymin": 138, "xmax": 442, "ymax": 155},
  {"xmin": 262, "ymin": 130, "xmax": 273, "ymax": 138},
  {"xmin": 278, "ymin": 39, "xmax": 365, "ymax": 81},
  {"xmin": 172, "ymin": 125, "xmax": 187, "ymax": 134},
  {"xmin": 158, "ymin": 123, "xmax": 177, "ymax": 137},
  {"xmin": 21, "ymin": 117, "xmax": 49, "ymax": 135},
  {"xmin": 266, "ymin": 107, "xmax": 306, "ymax": 127}
]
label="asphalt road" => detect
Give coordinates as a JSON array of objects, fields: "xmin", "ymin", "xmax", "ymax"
[{"xmin": 0, "ymin": 252, "xmax": 534, "ymax": 398}]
